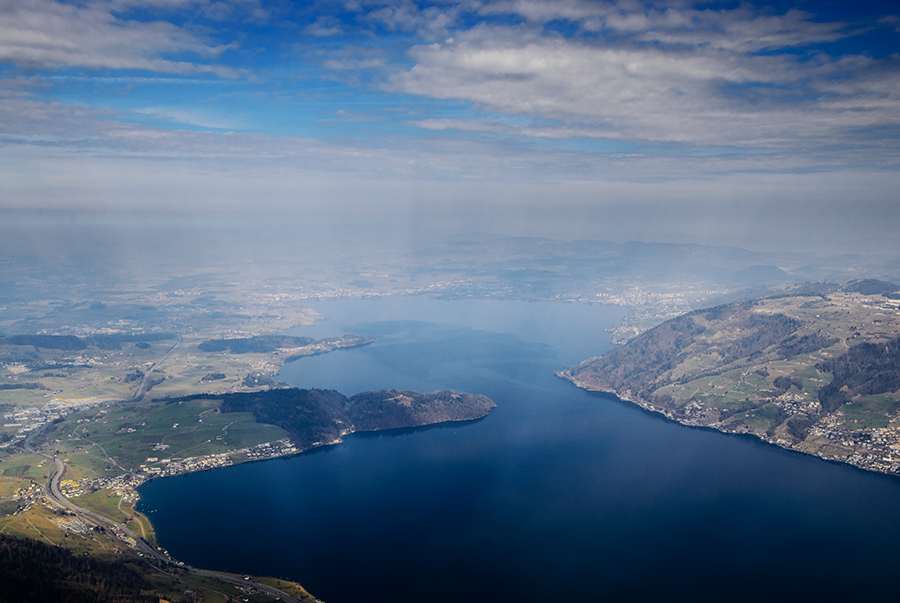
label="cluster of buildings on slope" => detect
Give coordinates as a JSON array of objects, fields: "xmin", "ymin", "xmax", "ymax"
[
  {"xmin": 1, "ymin": 399, "xmax": 104, "ymax": 449},
  {"xmin": 808, "ymin": 414, "xmax": 900, "ymax": 475},
  {"xmin": 49, "ymin": 514, "xmax": 92, "ymax": 536},
  {"xmin": 5, "ymin": 432, "xmax": 302, "ymax": 538},
  {"xmin": 711, "ymin": 395, "xmax": 900, "ymax": 476},
  {"xmin": 7, "ymin": 482, "xmax": 43, "ymax": 514},
  {"xmin": 770, "ymin": 393, "xmax": 821, "ymax": 416},
  {"xmin": 723, "ymin": 406, "xmax": 900, "ymax": 476},
  {"xmin": 60, "ymin": 439, "xmax": 300, "ymax": 503},
  {"xmin": 138, "ymin": 439, "xmax": 299, "ymax": 478},
  {"xmin": 7, "ymin": 483, "xmax": 94, "ymax": 537},
  {"xmin": 608, "ymin": 387, "xmax": 900, "ymax": 478}
]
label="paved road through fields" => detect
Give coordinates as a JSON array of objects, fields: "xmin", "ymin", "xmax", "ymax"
[{"xmin": 21, "ymin": 333, "xmax": 307, "ymax": 603}]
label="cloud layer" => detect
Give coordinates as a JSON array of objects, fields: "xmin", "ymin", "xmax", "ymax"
[
  {"xmin": 386, "ymin": 2, "xmax": 900, "ymax": 151},
  {"xmin": 0, "ymin": 0, "xmax": 899, "ymax": 253}
]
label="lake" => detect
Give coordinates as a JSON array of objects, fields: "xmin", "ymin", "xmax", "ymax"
[{"xmin": 138, "ymin": 298, "xmax": 900, "ymax": 601}]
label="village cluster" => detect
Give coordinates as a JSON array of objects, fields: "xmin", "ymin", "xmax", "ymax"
[{"xmin": 59, "ymin": 439, "xmax": 299, "ymax": 501}]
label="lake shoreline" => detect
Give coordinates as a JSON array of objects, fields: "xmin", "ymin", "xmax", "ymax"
[{"xmin": 557, "ymin": 369, "xmax": 900, "ymax": 480}]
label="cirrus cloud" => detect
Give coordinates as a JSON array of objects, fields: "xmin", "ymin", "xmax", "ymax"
[{"xmin": 0, "ymin": 0, "xmax": 243, "ymax": 76}]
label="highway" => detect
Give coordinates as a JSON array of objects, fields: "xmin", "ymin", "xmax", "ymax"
[
  {"xmin": 24, "ymin": 429, "xmax": 168, "ymax": 562},
  {"xmin": 20, "ymin": 333, "xmax": 307, "ymax": 603},
  {"xmin": 25, "ymin": 424, "xmax": 306, "ymax": 603}
]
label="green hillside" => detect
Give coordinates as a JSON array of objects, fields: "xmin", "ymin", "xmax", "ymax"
[{"xmin": 561, "ymin": 281, "xmax": 900, "ymax": 476}]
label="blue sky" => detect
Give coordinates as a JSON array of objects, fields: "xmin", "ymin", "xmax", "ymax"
[{"xmin": 1, "ymin": 0, "xmax": 899, "ymax": 252}]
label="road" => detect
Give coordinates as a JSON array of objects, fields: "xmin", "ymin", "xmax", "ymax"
[
  {"xmin": 23, "ymin": 429, "xmax": 167, "ymax": 561},
  {"xmin": 21, "ymin": 333, "xmax": 306, "ymax": 603},
  {"xmin": 25, "ymin": 428, "xmax": 306, "ymax": 603},
  {"xmin": 130, "ymin": 333, "xmax": 182, "ymax": 402}
]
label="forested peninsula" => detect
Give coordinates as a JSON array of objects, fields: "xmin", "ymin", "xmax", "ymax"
[
  {"xmin": 560, "ymin": 280, "xmax": 900, "ymax": 477},
  {"xmin": 183, "ymin": 387, "xmax": 496, "ymax": 450}
]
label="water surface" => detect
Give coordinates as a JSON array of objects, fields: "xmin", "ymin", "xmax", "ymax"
[{"xmin": 139, "ymin": 298, "xmax": 900, "ymax": 601}]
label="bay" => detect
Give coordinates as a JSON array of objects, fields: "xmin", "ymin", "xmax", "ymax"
[{"xmin": 138, "ymin": 298, "xmax": 900, "ymax": 601}]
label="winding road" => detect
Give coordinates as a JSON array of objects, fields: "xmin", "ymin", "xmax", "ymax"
[
  {"xmin": 21, "ymin": 334, "xmax": 306, "ymax": 603},
  {"xmin": 24, "ymin": 416, "xmax": 305, "ymax": 603}
]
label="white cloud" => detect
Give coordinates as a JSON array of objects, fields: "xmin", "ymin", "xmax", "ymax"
[
  {"xmin": 629, "ymin": 6, "xmax": 845, "ymax": 52},
  {"xmin": 317, "ymin": 44, "xmax": 388, "ymax": 71},
  {"xmin": 363, "ymin": 0, "xmax": 462, "ymax": 39},
  {"xmin": 1, "ymin": 88, "xmax": 895, "ymax": 190},
  {"xmin": 408, "ymin": 117, "xmax": 623, "ymax": 140},
  {"xmin": 0, "ymin": 0, "xmax": 243, "ymax": 76},
  {"xmin": 477, "ymin": 0, "xmax": 845, "ymax": 51},
  {"xmin": 306, "ymin": 16, "xmax": 344, "ymax": 37},
  {"xmin": 2, "ymin": 86, "xmax": 899, "ymax": 254},
  {"xmin": 2, "ymin": 0, "xmax": 899, "ymax": 216},
  {"xmin": 389, "ymin": 21, "xmax": 900, "ymax": 148},
  {"xmin": 881, "ymin": 15, "xmax": 900, "ymax": 33},
  {"xmin": 476, "ymin": 0, "xmax": 604, "ymax": 26}
]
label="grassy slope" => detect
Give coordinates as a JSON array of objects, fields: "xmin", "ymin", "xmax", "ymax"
[{"xmin": 565, "ymin": 290, "xmax": 900, "ymax": 473}]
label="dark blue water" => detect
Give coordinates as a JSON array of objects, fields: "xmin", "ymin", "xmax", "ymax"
[{"xmin": 139, "ymin": 298, "xmax": 900, "ymax": 602}]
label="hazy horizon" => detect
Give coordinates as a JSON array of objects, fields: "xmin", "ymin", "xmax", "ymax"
[{"xmin": 2, "ymin": 0, "xmax": 899, "ymax": 256}]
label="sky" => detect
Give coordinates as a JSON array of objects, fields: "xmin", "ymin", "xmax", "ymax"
[{"xmin": 1, "ymin": 0, "xmax": 899, "ymax": 253}]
